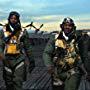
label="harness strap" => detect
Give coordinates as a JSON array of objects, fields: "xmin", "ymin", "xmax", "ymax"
[{"xmin": 4, "ymin": 61, "xmax": 24, "ymax": 73}]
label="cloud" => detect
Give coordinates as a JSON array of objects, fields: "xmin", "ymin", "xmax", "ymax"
[
  {"xmin": 0, "ymin": 0, "xmax": 90, "ymax": 31},
  {"xmin": 76, "ymin": 22, "xmax": 90, "ymax": 30},
  {"xmin": 30, "ymin": 14, "xmax": 90, "ymax": 31},
  {"xmin": 30, "ymin": 15, "xmax": 67, "ymax": 23},
  {"xmin": 0, "ymin": 0, "xmax": 11, "ymax": 3}
]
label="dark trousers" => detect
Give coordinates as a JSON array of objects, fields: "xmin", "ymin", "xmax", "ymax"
[
  {"xmin": 64, "ymin": 73, "xmax": 81, "ymax": 90},
  {"xmin": 3, "ymin": 61, "xmax": 26, "ymax": 90}
]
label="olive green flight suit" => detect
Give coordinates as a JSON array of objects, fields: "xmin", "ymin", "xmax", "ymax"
[
  {"xmin": 0, "ymin": 29, "xmax": 34, "ymax": 90},
  {"xmin": 43, "ymin": 33, "xmax": 82, "ymax": 90}
]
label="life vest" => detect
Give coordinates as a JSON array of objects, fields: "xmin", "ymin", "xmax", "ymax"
[
  {"xmin": 3, "ymin": 26, "xmax": 23, "ymax": 54},
  {"xmin": 54, "ymin": 37, "xmax": 78, "ymax": 68}
]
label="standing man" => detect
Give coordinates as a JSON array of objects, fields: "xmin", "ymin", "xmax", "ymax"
[
  {"xmin": 43, "ymin": 17, "xmax": 81, "ymax": 90},
  {"xmin": 0, "ymin": 11, "xmax": 34, "ymax": 90}
]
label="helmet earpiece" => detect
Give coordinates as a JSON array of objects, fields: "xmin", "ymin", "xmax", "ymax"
[{"xmin": 60, "ymin": 24, "xmax": 63, "ymax": 29}]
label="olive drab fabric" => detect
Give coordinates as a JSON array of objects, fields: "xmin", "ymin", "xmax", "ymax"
[
  {"xmin": 43, "ymin": 32, "xmax": 81, "ymax": 90},
  {"xmin": 0, "ymin": 11, "xmax": 34, "ymax": 90},
  {"xmin": 0, "ymin": 25, "xmax": 34, "ymax": 90},
  {"xmin": 43, "ymin": 33, "xmax": 80, "ymax": 69}
]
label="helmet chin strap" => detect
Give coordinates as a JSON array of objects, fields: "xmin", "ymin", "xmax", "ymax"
[
  {"xmin": 9, "ymin": 24, "xmax": 14, "ymax": 32},
  {"xmin": 63, "ymin": 31, "xmax": 69, "ymax": 41}
]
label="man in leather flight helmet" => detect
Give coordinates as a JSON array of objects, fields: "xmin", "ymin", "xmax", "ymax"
[
  {"xmin": 43, "ymin": 17, "xmax": 81, "ymax": 90},
  {"xmin": 0, "ymin": 11, "xmax": 35, "ymax": 90},
  {"xmin": 60, "ymin": 17, "xmax": 76, "ymax": 39}
]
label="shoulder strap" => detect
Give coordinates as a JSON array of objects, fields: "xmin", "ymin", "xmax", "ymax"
[
  {"xmin": 18, "ymin": 28, "xmax": 25, "ymax": 41},
  {"xmin": 3, "ymin": 25, "xmax": 20, "ymax": 43}
]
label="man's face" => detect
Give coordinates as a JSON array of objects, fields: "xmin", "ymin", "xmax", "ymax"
[
  {"xmin": 63, "ymin": 22, "xmax": 73, "ymax": 35},
  {"xmin": 10, "ymin": 15, "xmax": 18, "ymax": 24}
]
